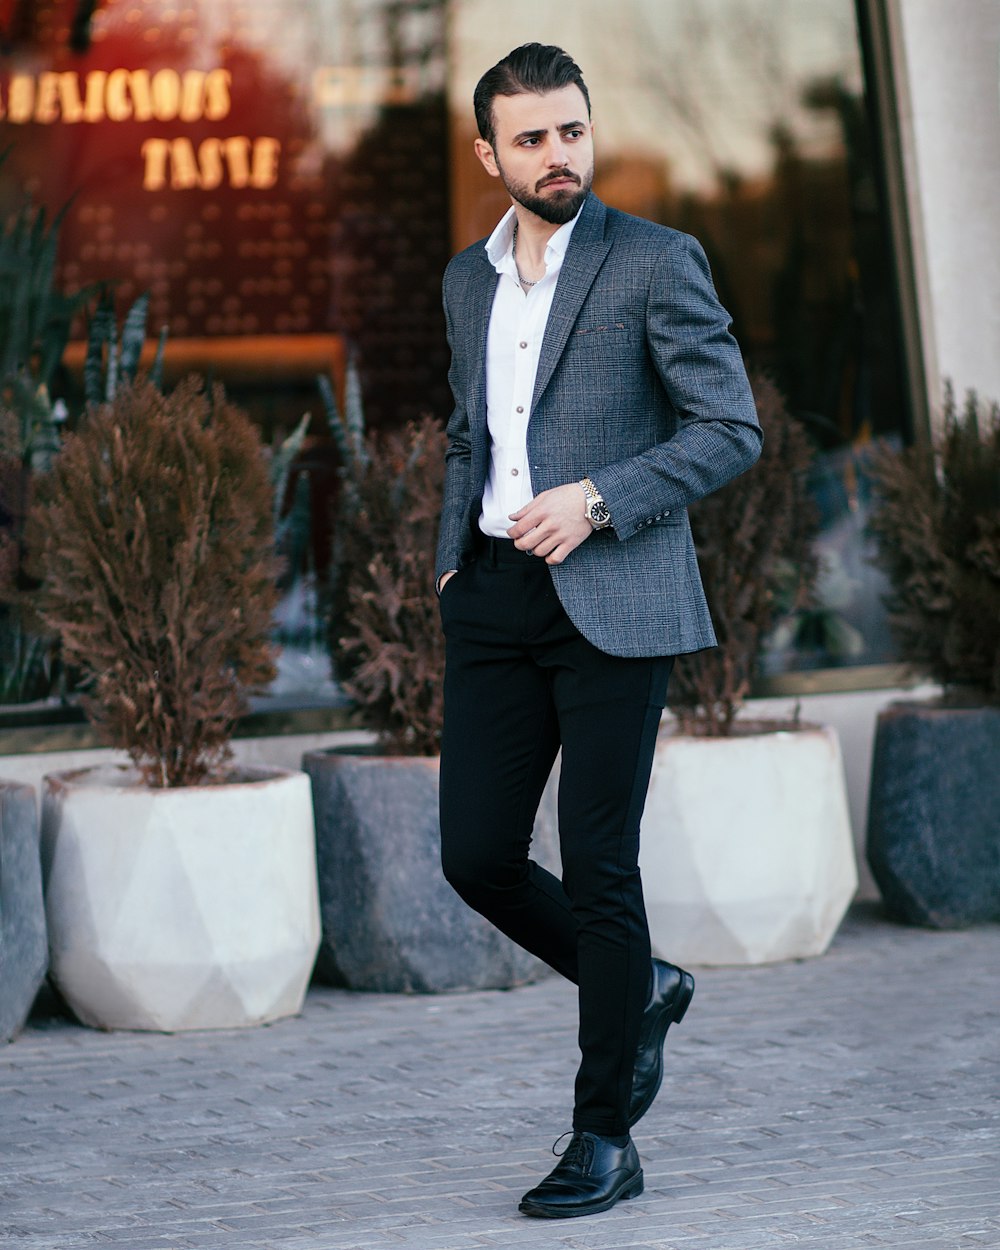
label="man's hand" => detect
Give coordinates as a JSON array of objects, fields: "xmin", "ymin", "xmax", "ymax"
[{"xmin": 507, "ymin": 483, "xmax": 594, "ymax": 564}]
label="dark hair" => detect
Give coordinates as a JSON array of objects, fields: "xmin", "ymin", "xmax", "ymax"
[{"xmin": 473, "ymin": 43, "xmax": 591, "ymax": 149}]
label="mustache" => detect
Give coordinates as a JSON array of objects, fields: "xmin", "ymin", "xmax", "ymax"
[{"xmin": 536, "ymin": 169, "xmax": 581, "ymax": 190}]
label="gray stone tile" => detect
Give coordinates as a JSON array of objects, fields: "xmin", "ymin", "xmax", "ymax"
[{"xmin": 1, "ymin": 905, "xmax": 998, "ymax": 1250}]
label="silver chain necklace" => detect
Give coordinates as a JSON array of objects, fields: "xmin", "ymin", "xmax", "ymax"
[{"xmin": 512, "ymin": 223, "xmax": 538, "ymax": 288}]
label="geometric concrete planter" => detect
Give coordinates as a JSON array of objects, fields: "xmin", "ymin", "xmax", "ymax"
[
  {"xmin": 867, "ymin": 702, "xmax": 1000, "ymax": 928},
  {"xmin": 302, "ymin": 748, "xmax": 555, "ymax": 993},
  {"xmin": 640, "ymin": 723, "xmax": 858, "ymax": 965},
  {"xmin": 40, "ymin": 765, "xmax": 321, "ymax": 1032},
  {"xmin": 1, "ymin": 779, "xmax": 49, "ymax": 1043}
]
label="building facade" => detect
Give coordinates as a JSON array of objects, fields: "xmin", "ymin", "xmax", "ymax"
[{"xmin": 1, "ymin": 0, "xmax": 998, "ymax": 871}]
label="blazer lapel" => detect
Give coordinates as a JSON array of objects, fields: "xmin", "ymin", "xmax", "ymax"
[{"xmin": 532, "ymin": 195, "xmax": 611, "ymax": 410}]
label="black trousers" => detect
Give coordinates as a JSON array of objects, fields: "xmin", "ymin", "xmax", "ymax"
[{"xmin": 438, "ymin": 536, "xmax": 672, "ymax": 1136}]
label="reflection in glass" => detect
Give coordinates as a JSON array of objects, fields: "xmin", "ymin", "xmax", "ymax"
[{"xmin": 1, "ymin": 0, "xmax": 452, "ymax": 704}]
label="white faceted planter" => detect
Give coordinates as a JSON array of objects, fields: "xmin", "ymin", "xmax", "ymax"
[
  {"xmin": 640, "ymin": 725, "xmax": 857, "ymax": 965},
  {"xmin": 41, "ymin": 765, "xmax": 321, "ymax": 1031}
]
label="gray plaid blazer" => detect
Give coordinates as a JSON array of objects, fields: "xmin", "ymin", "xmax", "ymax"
[{"xmin": 435, "ymin": 194, "xmax": 762, "ymax": 658}]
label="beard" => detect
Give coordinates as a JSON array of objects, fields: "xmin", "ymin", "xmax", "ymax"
[{"xmin": 495, "ymin": 158, "xmax": 594, "ymax": 225}]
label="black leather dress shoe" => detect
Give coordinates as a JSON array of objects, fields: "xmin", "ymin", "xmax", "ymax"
[
  {"xmin": 628, "ymin": 957, "xmax": 695, "ymax": 1127},
  {"xmin": 518, "ymin": 1131, "xmax": 643, "ymax": 1219}
]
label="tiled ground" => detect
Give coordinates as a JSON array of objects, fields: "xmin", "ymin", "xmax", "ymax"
[{"xmin": 3, "ymin": 904, "xmax": 999, "ymax": 1250}]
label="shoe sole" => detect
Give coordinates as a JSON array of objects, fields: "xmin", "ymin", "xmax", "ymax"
[
  {"xmin": 518, "ymin": 1171, "xmax": 644, "ymax": 1218},
  {"xmin": 628, "ymin": 971, "xmax": 695, "ymax": 1128}
]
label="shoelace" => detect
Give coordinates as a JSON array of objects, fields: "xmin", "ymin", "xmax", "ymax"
[{"xmin": 552, "ymin": 1131, "xmax": 595, "ymax": 1172}]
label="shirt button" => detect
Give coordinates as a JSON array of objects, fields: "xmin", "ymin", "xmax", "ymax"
[
  {"xmin": 511, "ymin": 468, "xmax": 519, "ymax": 476},
  {"xmin": 516, "ymin": 405, "xmax": 524, "ymax": 413},
  {"xmin": 519, "ymin": 341, "xmax": 528, "ymax": 349}
]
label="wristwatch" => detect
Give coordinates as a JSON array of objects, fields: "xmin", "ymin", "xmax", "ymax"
[{"xmin": 580, "ymin": 477, "xmax": 613, "ymax": 530}]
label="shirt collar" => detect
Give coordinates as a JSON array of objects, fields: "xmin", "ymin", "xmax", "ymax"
[{"xmin": 484, "ymin": 205, "xmax": 583, "ymax": 276}]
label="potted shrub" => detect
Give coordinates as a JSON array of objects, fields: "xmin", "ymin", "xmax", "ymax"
[
  {"xmin": 865, "ymin": 385, "xmax": 1000, "ymax": 928},
  {"xmin": 303, "ymin": 403, "xmax": 558, "ymax": 992},
  {"xmin": 0, "ymin": 157, "xmax": 89, "ymax": 1040},
  {"xmin": 28, "ymin": 376, "xmax": 321, "ymax": 1031},
  {"xmin": 639, "ymin": 373, "xmax": 858, "ymax": 965}
]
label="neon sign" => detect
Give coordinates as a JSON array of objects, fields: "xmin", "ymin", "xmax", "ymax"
[{"xmin": 0, "ymin": 68, "xmax": 280, "ymax": 190}]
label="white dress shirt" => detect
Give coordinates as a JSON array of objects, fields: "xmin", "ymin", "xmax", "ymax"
[{"xmin": 478, "ymin": 206, "xmax": 582, "ymax": 538}]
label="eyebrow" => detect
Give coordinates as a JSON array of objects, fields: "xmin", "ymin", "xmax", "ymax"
[{"xmin": 511, "ymin": 120, "xmax": 588, "ymax": 143}]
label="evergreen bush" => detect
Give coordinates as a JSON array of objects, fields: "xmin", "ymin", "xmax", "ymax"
[
  {"xmin": 29, "ymin": 377, "xmax": 280, "ymax": 785},
  {"xmin": 867, "ymin": 385, "xmax": 1000, "ymax": 703},
  {"xmin": 669, "ymin": 372, "xmax": 819, "ymax": 735}
]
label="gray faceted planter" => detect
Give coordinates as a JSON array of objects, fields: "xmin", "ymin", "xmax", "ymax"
[
  {"xmin": 303, "ymin": 748, "xmax": 556, "ymax": 993},
  {"xmin": 1, "ymin": 779, "xmax": 48, "ymax": 1043},
  {"xmin": 867, "ymin": 702, "xmax": 1000, "ymax": 928}
]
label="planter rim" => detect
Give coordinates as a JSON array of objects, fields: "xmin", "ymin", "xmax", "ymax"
[
  {"xmin": 662, "ymin": 718, "xmax": 829, "ymax": 742},
  {"xmin": 303, "ymin": 746, "xmax": 440, "ymax": 764},
  {"xmin": 43, "ymin": 762, "xmax": 305, "ymax": 795},
  {"xmin": 880, "ymin": 697, "xmax": 999, "ymax": 716}
]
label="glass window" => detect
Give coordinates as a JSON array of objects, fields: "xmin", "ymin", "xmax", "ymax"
[{"xmin": 1, "ymin": 0, "xmax": 911, "ymax": 720}]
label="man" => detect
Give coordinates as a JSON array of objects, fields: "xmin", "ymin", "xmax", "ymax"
[{"xmin": 436, "ymin": 43, "xmax": 761, "ymax": 1219}]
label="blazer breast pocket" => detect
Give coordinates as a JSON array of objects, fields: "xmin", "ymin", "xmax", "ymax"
[
  {"xmin": 566, "ymin": 323, "xmax": 633, "ymax": 376},
  {"xmin": 571, "ymin": 322, "xmax": 630, "ymax": 341}
]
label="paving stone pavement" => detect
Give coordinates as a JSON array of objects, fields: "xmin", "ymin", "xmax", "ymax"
[{"xmin": 2, "ymin": 904, "xmax": 999, "ymax": 1250}]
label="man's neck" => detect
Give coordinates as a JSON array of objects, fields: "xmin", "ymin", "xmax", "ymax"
[{"xmin": 511, "ymin": 208, "xmax": 561, "ymax": 270}]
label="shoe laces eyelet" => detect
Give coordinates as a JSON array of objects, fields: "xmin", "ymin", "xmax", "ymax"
[
  {"xmin": 551, "ymin": 1130, "xmax": 573, "ymax": 1157},
  {"xmin": 552, "ymin": 1131, "xmax": 594, "ymax": 1171}
]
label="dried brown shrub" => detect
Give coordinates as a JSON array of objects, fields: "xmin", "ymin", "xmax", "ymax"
[
  {"xmin": 669, "ymin": 372, "xmax": 819, "ymax": 735},
  {"xmin": 334, "ymin": 415, "xmax": 446, "ymax": 755},
  {"xmin": 29, "ymin": 377, "xmax": 280, "ymax": 785},
  {"xmin": 867, "ymin": 385, "xmax": 1000, "ymax": 703}
]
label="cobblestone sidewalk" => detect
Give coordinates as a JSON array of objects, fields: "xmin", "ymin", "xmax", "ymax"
[{"xmin": 2, "ymin": 904, "xmax": 999, "ymax": 1250}]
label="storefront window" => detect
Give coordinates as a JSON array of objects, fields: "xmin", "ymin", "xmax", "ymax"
[{"xmin": 2, "ymin": 0, "xmax": 910, "ymax": 717}]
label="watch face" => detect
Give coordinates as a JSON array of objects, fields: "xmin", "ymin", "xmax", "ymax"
[{"xmin": 589, "ymin": 500, "xmax": 611, "ymax": 527}]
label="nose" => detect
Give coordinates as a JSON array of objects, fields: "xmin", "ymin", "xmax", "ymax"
[{"xmin": 547, "ymin": 136, "xmax": 570, "ymax": 166}]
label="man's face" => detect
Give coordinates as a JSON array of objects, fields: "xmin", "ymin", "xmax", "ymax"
[{"xmin": 474, "ymin": 84, "xmax": 594, "ymax": 226}]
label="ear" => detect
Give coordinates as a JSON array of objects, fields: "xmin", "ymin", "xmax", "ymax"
[{"xmin": 474, "ymin": 137, "xmax": 501, "ymax": 179}]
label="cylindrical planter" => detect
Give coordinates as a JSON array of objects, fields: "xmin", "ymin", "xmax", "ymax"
[
  {"xmin": 639, "ymin": 723, "xmax": 858, "ymax": 965},
  {"xmin": 41, "ymin": 765, "xmax": 321, "ymax": 1031},
  {"xmin": 1, "ymin": 779, "xmax": 48, "ymax": 1043},
  {"xmin": 303, "ymin": 748, "xmax": 557, "ymax": 993},
  {"xmin": 867, "ymin": 702, "xmax": 1000, "ymax": 928}
]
